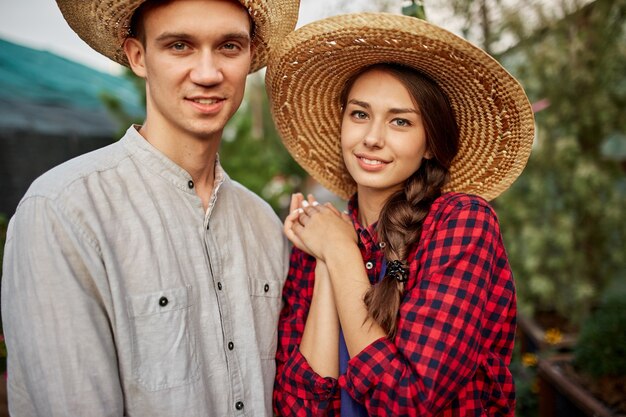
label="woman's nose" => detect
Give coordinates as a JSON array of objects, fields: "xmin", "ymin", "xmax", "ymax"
[{"xmin": 362, "ymin": 122, "xmax": 385, "ymax": 148}]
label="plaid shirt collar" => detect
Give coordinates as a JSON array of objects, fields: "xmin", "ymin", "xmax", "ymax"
[{"xmin": 347, "ymin": 194, "xmax": 385, "ymax": 260}]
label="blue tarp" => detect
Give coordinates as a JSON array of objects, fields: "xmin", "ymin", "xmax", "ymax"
[{"xmin": 0, "ymin": 38, "xmax": 144, "ymax": 136}]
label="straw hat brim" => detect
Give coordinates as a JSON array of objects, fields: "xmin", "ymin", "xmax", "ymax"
[
  {"xmin": 56, "ymin": 0, "xmax": 300, "ymax": 73},
  {"xmin": 266, "ymin": 13, "xmax": 535, "ymax": 201}
]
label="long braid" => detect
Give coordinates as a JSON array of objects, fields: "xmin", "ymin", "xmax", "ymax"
[{"xmin": 363, "ymin": 160, "xmax": 448, "ymax": 338}]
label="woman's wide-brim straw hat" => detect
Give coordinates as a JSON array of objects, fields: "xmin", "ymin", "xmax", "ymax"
[
  {"xmin": 266, "ymin": 13, "xmax": 535, "ymax": 201},
  {"xmin": 56, "ymin": 0, "xmax": 300, "ymax": 73}
]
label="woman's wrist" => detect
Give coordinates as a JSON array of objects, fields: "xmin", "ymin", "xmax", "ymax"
[{"xmin": 324, "ymin": 243, "xmax": 363, "ymax": 278}]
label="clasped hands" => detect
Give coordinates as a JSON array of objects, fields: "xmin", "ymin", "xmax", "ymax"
[{"xmin": 284, "ymin": 193, "xmax": 357, "ymax": 262}]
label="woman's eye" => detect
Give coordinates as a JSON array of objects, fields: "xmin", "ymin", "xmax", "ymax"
[
  {"xmin": 351, "ymin": 110, "xmax": 368, "ymax": 119},
  {"xmin": 392, "ymin": 118, "xmax": 411, "ymax": 127}
]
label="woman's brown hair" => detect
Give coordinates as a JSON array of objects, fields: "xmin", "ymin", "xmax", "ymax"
[{"xmin": 340, "ymin": 64, "xmax": 460, "ymax": 338}]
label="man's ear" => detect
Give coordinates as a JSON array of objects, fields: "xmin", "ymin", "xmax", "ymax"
[{"xmin": 123, "ymin": 37, "xmax": 147, "ymax": 78}]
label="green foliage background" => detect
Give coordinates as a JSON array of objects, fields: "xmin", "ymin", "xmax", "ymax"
[
  {"xmin": 494, "ymin": 0, "xmax": 626, "ymax": 329},
  {"xmin": 219, "ymin": 73, "xmax": 307, "ymax": 216},
  {"xmin": 574, "ymin": 281, "xmax": 626, "ymax": 377}
]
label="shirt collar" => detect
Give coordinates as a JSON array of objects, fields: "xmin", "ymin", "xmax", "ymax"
[
  {"xmin": 348, "ymin": 194, "xmax": 381, "ymax": 252},
  {"xmin": 121, "ymin": 125, "xmax": 226, "ymax": 199}
]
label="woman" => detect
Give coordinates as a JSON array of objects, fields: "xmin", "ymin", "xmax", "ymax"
[{"xmin": 266, "ymin": 13, "xmax": 534, "ymax": 416}]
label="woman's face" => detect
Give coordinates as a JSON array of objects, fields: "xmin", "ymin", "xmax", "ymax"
[{"xmin": 341, "ymin": 68, "xmax": 431, "ymax": 200}]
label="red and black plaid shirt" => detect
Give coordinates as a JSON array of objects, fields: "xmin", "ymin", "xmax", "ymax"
[{"xmin": 274, "ymin": 192, "xmax": 516, "ymax": 416}]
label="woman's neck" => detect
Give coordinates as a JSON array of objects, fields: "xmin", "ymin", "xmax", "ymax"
[{"xmin": 356, "ymin": 188, "xmax": 393, "ymax": 228}]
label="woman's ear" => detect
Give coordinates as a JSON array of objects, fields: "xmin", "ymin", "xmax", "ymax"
[
  {"xmin": 123, "ymin": 37, "xmax": 147, "ymax": 78},
  {"xmin": 424, "ymin": 149, "xmax": 434, "ymax": 160}
]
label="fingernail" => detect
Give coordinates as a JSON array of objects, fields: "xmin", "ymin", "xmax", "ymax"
[
  {"xmin": 297, "ymin": 208, "xmax": 304, "ymax": 214},
  {"xmin": 302, "ymin": 201, "xmax": 310, "ymax": 207},
  {"xmin": 312, "ymin": 201, "xmax": 320, "ymax": 206}
]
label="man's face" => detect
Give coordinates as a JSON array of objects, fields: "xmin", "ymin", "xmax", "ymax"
[{"xmin": 125, "ymin": 0, "xmax": 252, "ymax": 142}]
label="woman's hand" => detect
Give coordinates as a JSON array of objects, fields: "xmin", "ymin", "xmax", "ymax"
[
  {"xmin": 289, "ymin": 195, "xmax": 357, "ymax": 262},
  {"xmin": 283, "ymin": 193, "xmax": 311, "ymax": 252}
]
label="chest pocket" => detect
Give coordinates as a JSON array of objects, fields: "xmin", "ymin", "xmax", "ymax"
[
  {"xmin": 249, "ymin": 278, "xmax": 282, "ymax": 359},
  {"xmin": 127, "ymin": 286, "xmax": 199, "ymax": 391}
]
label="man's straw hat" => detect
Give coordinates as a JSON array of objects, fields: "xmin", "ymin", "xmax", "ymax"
[
  {"xmin": 56, "ymin": 0, "xmax": 300, "ymax": 73},
  {"xmin": 266, "ymin": 13, "xmax": 535, "ymax": 200}
]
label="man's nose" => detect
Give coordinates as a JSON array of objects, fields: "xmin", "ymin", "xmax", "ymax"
[{"xmin": 190, "ymin": 51, "xmax": 224, "ymax": 86}]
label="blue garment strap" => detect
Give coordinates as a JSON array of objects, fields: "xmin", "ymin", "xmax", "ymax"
[{"xmin": 339, "ymin": 259, "xmax": 387, "ymax": 416}]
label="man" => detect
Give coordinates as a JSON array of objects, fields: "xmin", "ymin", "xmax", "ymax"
[{"xmin": 1, "ymin": 0, "xmax": 299, "ymax": 415}]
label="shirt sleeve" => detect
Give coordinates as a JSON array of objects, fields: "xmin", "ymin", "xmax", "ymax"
[
  {"xmin": 339, "ymin": 198, "xmax": 513, "ymax": 416},
  {"xmin": 1, "ymin": 196, "xmax": 124, "ymax": 417},
  {"xmin": 273, "ymin": 248, "xmax": 340, "ymax": 416}
]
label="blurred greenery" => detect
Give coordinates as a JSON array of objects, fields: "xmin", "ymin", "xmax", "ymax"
[
  {"xmin": 495, "ymin": 0, "xmax": 626, "ymax": 329},
  {"xmin": 402, "ymin": 0, "xmax": 427, "ymax": 20},
  {"xmin": 434, "ymin": 0, "xmax": 626, "ymax": 411},
  {"xmin": 574, "ymin": 280, "xmax": 626, "ymax": 377},
  {"xmin": 100, "ymin": 68, "xmax": 146, "ymax": 139},
  {"xmin": 219, "ymin": 73, "xmax": 307, "ymax": 216}
]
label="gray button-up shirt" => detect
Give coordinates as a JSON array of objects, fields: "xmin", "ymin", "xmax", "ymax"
[{"xmin": 1, "ymin": 126, "xmax": 289, "ymax": 417}]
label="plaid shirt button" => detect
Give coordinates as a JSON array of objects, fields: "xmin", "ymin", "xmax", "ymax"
[{"xmin": 365, "ymin": 261, "xmax": 374, "ymax": 270}]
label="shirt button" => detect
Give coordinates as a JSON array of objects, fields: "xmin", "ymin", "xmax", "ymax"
[
  {"xmin": 264, "ymin": 283, "xmax": 270, "ymax": 293},
  {"xmin": 228, "ymin": 341, "xmax": 234, "ymax": 350},
  {"xmin": 365, "ymin": 261, "xmax": 374, "ymax": 270},
  {"xmin": 188, "ymin": 180, "xmax": 194, "ymax": 189},
  {"xmin": 217, "ymin": 282, "xmax": 222, "ymax": 290},
  {"xmin": 235, "ymin": 401, "xmax": 244, "ymax": 410},
  {"xmin": 379, "ymin": 242, "xmax": 387, "ymax": 248},
  {"xmin": 159, "ymin": 296, "xmax": 168, "ymax": 307}
]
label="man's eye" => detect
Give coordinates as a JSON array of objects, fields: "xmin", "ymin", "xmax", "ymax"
[
  {"xmin": 171, "ymin": 42, "xmax": 186, "ymax": 51},
  {"xmin": 223, "ymin": 43, "xmax": 239, "ymax": 51}
]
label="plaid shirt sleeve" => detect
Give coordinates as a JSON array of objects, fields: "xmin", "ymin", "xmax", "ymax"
[
  {"xmin": 339, "ymin": 195, "xmax": 516, "ymax": 416},
  {"xmin": 273, "ymin": 248, "xmax": 341, "ymax": 416}
]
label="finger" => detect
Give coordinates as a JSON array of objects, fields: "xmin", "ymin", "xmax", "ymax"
[
  {"xmin": 324, "ymin": 202, "xmax": 341, "ymax": 217},
  {"xmin": 285, "ymin": 211, "xmax": 310, "ymax": 251},
  {"xmin": 289, "ymin": 193, "xmax": 304, "ymax": 213},
  {"xmin": 286, "ymin": 229, "xmax": 307, "ymax": 251},
  {"xmin": 290, "ymin": 221, "xmax": 314, "ymax": 255},
  {"xmin": 288, "ymin": 194, "xmax": 297, "ymax": 213},
  {"xmin": 300, "ymin": 199, "xmax": 319, "ymax": 216},
  {"xmin": 284, "ymin": 206, "xmax": 303, "ymax": 230}
]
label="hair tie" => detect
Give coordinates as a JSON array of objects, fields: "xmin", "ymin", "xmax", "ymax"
[{"xmin": 385, "ymin": 260, "xmax": 409, "ymax": 283}]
